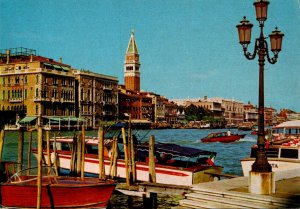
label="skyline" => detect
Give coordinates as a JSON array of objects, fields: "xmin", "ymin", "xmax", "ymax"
[{"xmin": 1, "ymin": 0, "xmax": 299, "ymax": 112}]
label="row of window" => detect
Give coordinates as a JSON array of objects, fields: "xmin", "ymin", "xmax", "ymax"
[
  {"xmin": 2, "ymin": 89, "xmax": 28, "ymax": 100},
  {"xmin": 2, "ymin": 75, "xmax": 27, "ymax": 85}
]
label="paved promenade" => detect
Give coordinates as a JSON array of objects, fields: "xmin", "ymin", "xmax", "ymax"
[{"xmin": 178, "ymin": 169, "xmax": 300, "ymax": 208}]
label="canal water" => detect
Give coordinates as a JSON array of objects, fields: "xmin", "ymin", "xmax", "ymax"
[{"xmin": 1, "ymin": 128, "xmax": 256, "ymax": 208}]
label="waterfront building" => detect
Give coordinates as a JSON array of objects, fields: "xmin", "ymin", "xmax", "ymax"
[
  {"xmin": 173, "ymin": 96, "xmax": 244, "ymax": 125},
  {"xmin": 243, "ymin": 102, "xmax": 258, "ymax": 123},
  {"xmin": 186, "ymin": 96, "xmax": 223, "ymax": 119},
  {"xmin": 0, "ymin": 47, "xmax": 118, "ymax": 128},
  {"xmin": 264, "ymin": 107, "xmax": 277, "ymax": 126},
  {"xmin": 124, "ymin": 31, "xmax": 140, "ymax": 92},
  {"xmin": 0, "ymin": 48, "xmax": 75, "ymax": 126},
  {"xmin": 73, "ymin": 70, "xmax": 118, "ymax": 128},
  {"xmin": 118, "ymin": 86, "xmax": 143, "ymax": 120},
  {"xmin": 164, "ymin": 100, "xmax": 178, "ymax": 124}
]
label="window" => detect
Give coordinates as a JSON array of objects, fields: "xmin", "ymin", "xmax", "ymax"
[
  {"xmin": 24, "ymin": 75, "xmax": 27, "ymax": 84},
  {"xmin": 2, "ymin": 90, "xmax": 5, "ymax": 101},
  {"xmin": 2, "ymin": 77, "xmax": 5, "ymax": 85},
  {"xmin": 36, "ymin": 75, "xmax": 39, "ymax": 84},
  {"xmin": 36, "ymin": 88, "xmax": 39, "ymax": 97},
  {"xmin": 25, "ymin": 89, "xmax": 27, "ymax": 99},
  {"xmin": 36, "ymin": 105, "xmax": 38, "ymax": 114},
  {"xmin": 15, "ymin": 76, "xmax": 20, "ymax": 84}
]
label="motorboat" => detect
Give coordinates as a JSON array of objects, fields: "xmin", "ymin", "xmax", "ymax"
[
  {"xmin": 33, "ymin": 136, "xmax": 223, "ymax": 186},
  {"xmin": 241, "ymin": 138, "xmax": 300, "ymax": 176},
  {"xmin": 201, "ymin": 131, "xmax": 245, "ymax": 143}
]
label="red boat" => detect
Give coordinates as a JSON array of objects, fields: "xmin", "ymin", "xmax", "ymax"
[
  {"xmin": 201, "ymin": 131, "xmax": 245, "ymax": 143},
  {"xmin": 0, "ymin": 166, "xmax": 116, "ymax": 208}
]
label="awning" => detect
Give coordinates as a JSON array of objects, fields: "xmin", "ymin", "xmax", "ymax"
[
  {"xmin": 43, "ymin": 63, "xmax": 53, "ymax": 68},
  {"xmin": 53, "ymin": 64, "xmax": 62, "ymax": 69},
  {"xmin": 19, "ymin": 116, "xmax": 37, "ymax": 124},
  {"xmin": 61, "ymin": 66, "xmax": 70, "ymax": 71}
]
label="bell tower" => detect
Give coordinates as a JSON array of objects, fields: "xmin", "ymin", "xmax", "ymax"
[{"xmin": 124, "ymin": 30, "xmax": 140, "ymax": 92}]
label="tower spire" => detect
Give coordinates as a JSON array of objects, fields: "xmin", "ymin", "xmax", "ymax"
[
  {"xmin": 124, "ymin": 30, "xmax": 140, "ymax": 92},
  {"xmin": 126, "ymin": 29, "xmax": 139, "ymax": 54}
]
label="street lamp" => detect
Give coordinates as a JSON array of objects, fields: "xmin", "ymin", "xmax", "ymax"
[{"xmin": 236, "ymin": 0, "xmax": 284, "ymax": 173}]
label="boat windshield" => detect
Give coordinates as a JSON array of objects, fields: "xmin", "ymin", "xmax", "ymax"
[{"xmin": 8, "ymin": 166, "xmax": 57, "ymax": 183}]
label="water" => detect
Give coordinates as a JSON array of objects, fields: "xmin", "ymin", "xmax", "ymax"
[{"xmin": 1, "ymin": 128, "xmax": 257, "ymax": 208}]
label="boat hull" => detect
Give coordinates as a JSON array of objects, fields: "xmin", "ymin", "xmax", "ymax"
[
  {"xmin": 0, "ymin": 177, "xmax": 115, "ymax": 208},
  {"xmin": 201, "ymin": 135, "xmax": 245, "ymax": 143},
  {"xmin": 39, "ymin": 151, "xmax": 222, "ymax": 186},
  {"xmin": 241, "ymin": 158, "xmax": 300, "ymax": 176}
]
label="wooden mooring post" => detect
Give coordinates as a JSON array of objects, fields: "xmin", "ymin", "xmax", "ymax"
[
  {"xmin": 37, "ymin": 127, "xmax": 43, "ymax": 209},
  {"xmin": 17, "ymin": 128, "xmax": 25, "ymax": 172},
  {"xmin": 121, "ymin": 127, "xmax": 130, "ymax": 186},
  {"xmin": 0, "ymin": 129, "xmax": 5, "ymax": 163},
  {"xmin": 98, "ymin": 127, "xmax": 105, "ymax": 179},
  {"xmin": 53, "ymin": 133, "xmax": 58, "ymax": 176},
  {"xmin": 148, "ymin": 135, "xmax": 156, "ymax": 183},
  {"xmin": 81, "ymin": 125, "xmax": 85, "ymax": 179},
  {"xmin": 111, "ymin": 136, "xmax": 118, "ymax": 178},
  {"xmin": 142, "ymin": 135, "xmax": 158, "ymax": 209},
  {"xmin": 27, "ymin": 130, "xmax": 33, "ymax": 175}
]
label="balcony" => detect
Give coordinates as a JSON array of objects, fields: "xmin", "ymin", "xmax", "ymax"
[
  {"xmin": 9, "ymin": 98, "xmax": 23, "ymax": 103},
  {"xmin": 103, "ymin": 86, "xmax": 112, "ymax": 91},
  {"xmin": 102, "ymin": 111, "xmax": 113, "ymax": 116},
  {"xmin": 61, "ymin": 98, "xmax": 75, "ymax": 103}
]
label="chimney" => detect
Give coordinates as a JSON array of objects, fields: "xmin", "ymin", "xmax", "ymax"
[
  {"xmin": 6, "ymin": 50, "xmax": 10, "ymax": 64},
  {"xmin": 204, "ymin": 96, "xmax": 208, "ymax": 100},
  {"xmin": 59, "ymin": 57, "xmax": 62, "ymax": 63}
]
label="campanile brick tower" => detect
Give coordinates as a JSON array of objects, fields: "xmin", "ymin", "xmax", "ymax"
[{"xmin": 124, "ymin": 31, "xmax": 140, "ymax": 92}]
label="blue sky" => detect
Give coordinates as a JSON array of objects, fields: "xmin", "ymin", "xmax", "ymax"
[{"xmin": 1, "ymin": 0, "xmax": 299, "ymax": 112}]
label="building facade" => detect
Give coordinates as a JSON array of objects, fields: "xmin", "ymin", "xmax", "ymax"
[
  {"xmin": 0, "ymin": 48, "xmax": 76, "ymax": 126},
  {"xmin": 0, "ymin": 47, "xmax": 118, "ymax": 128},
  {"xmin": 74, "ymin": 70, "xmax": 118, "ymax": 128}
]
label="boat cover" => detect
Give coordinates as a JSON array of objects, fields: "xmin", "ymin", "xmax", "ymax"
[
  {"xmin": 275, "ymin": 120, "xmax": 300, "ymax": 128},
  {"xmin": 137, "ymin": 142, "xmax": 216, "ymax": 158}
]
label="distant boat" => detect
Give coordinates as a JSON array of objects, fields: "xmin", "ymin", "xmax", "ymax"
[
  {"xmin": 0, "ymin": 166, "xmax": 116, "ymax": 208},
  {"xmin": 238, "ymin": 122, "xmax": 253, "ymax": 131},
  {"xmin": 201, "ymin": 132, "xmax": 246, "ymax": 143}
]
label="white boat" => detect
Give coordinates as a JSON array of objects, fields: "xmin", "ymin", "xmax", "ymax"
[
  {"xmin": 33, "ymin": 136, "xmax": 223, "ymax": 186},
  {"xmin": 271, "ymin": 120, "xmax": 300, "ymax": 144},
  {"xmin": 241, "ymin": 138, "xmax": 300, "ymax": 176}
]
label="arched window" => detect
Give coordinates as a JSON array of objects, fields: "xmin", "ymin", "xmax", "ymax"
[{"xmin": 36, "ymin": 88, "xmax": 39, "ymax": 97}]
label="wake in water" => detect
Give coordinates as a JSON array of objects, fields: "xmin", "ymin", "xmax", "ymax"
[{"xmin": 240, "ymin": 135, "xmax": 256, "ymax": 142}]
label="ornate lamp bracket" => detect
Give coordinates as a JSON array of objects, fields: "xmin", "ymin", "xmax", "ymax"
[{"xmin": 243, "ymin": 39, "xmax": 259, "ymax": 60}]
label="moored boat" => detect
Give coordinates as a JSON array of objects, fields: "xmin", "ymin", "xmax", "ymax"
[
  {"xmin": 241, "ymin": 138, "xmax": 300, "ymax": 176},
  {"xmin": 201, "ymin": 131, "xmax": 245, "ymax": 143},
  {"xmin": 33, "ymin": 136, "xmax": 223, "ymax": 186},
  {"xmin": 0, "ymin": 166, "xmax": 116, "ymax": 208}
]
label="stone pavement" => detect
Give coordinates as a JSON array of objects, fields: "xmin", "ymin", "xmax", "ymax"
[{"xmin": 177, "ymin": 169, "xmax": 300, "ymax": 208}]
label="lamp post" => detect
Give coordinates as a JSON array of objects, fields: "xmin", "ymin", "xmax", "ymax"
[{"xmin": 236, "ymin": 0, "xmax": 284, "ymax": 173}]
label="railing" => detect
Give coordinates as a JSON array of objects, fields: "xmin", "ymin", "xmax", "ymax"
[{"xmin": 9, "ymin": 98, "xmax": 22, "ymax": 103}]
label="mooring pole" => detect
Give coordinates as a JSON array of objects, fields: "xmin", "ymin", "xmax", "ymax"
[
  {"xmin": 27, "ymin": 130, "xmax": 33, "ymax": 175},
  {"xmin": 81, "ymin": 125, "xmax": 85, "ymax": 179},
  {"xmin": 122, "ymin": 127, "xmax": 130, "ymax": 186},
  {"xmin": 17, "ymin": 128, "xmax": 24, "ymax": 172},
  {"xmin": 98, "ymin": 127, "xmax": 105, "ymax": 179},
  {"xmin": 149, "ymin": 135, "xmax": 156, "ymax": 183},
  {"xmin": 0, "ymin": 129, "xmax": 5, "ymax": 163},
  {"xmin": 112, "ymin": 137, "xmax": 118, "ymax": 178},
  {"xmin": 37, "ymin": 127, "xmax": 43, "ymax": 209}
]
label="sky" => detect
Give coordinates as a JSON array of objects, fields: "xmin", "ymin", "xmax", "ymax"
[{"xmin": 0, "ymin": 0, "xmax": 299, "ymax": 112}]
